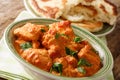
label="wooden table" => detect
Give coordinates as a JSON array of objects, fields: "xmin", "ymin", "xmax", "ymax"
[{"xmin": 0, "ymin": 0, "xmax": 120, "ymax": 80}]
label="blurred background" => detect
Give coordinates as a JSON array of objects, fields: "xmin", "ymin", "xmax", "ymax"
[{"xmin": 106, "ymin": 0, "xmax": 120, "ymax": 80}]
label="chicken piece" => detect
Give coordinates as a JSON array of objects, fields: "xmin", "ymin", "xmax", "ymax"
[
  {"xmin": 42, "ymin": 21, "xmax": 76, "ymax": 59},
  {"xmin": 42, "ymin": 21, "xmax": 75, "ymax": 48},
  {"xmin": 14, "ymin": 38, "xmax": 40, "ymax": 53},
  {"xmin": 54, "ymin": 56, "xmax": 84, "ymax": 77},
  {"xmin": 14, "ymin": 23, "xmax": 48, "ymax": 41},
  {"xmin": 14, "ymin": 38, "xmax": 26, "ymax": 54},
  {"xmin": 77, "ymin": 43, "xmax": 101, "ymax": 76},
  {"xmin": 63, "ymin": 66, "xmax": 85, "ymax": 77},
  {"xmin": 48, "ymin": 45, "xmax": 65, "ymax": 59},
  {"xmin": 62, "ymin": 66, "xmax": 76, "ymax": 77},
  {"xmin": 52, "ymin": 56, "xmax": 78, "ymax": 77},
  {"xmin": 67, "ymin": 42, "xmax": 84, "ymax": 52},
  {"xmin": 62, "ymin": 56, "xmax": 85, "ymax": 77},
  {"xmin": 32, "ymin": 40, "xmax": 40, "ymax": 48},
  {"xmin": 21, "ymin": 48, "xmax": 52, "ymax": 71},
  {"xmin": 51, "ymin": 57, "xmax": 68, "ymax": 76},
  {"xmin": 65, "ymin": 55, "xmax": 78, "ymax": 68},
  {"xmin": 53, "ymin": 57, "xmax": 68, "ymax": 69}
]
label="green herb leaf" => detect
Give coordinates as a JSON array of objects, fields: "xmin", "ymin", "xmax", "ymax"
[
  {"xmin": 61, "ymin": 33, "xmax": 66, "ymax": 36},
  {"xmin": 65, "ymin": 47, "xmax": 77, "ymax": 56},
  {"xmin": 70, "ymin": 50, "xmax": 77, "ymax": 56},
  {"xmin": 55, "ymin": 33, "xmax": 68, "ymax": 39},
  {"xmin": 65, "ymin": 47, "xmax": 70, "ymax": 55},
  {"xmin": 40, "ymin": 28, "xmax": 46, "ymax": 33},
  {"xmin": 51, "ymin": 62, "xmax": 63, "ymax": 75},
  {"xmin": 78, "ymin": 58, "xmax": 92, "ymax": 67},
  {"xmin": 77, "ymin": 67, "xmax": 86, "ymax": 74},
  {"xmin": 20, "ymin": 42, "xmax": 32, "ymax": 50},
  {"xmin": 55, "ymin": 33, "xmax": 60, "ymax": 39},
  {"xmin": 74, "ymin": 37, "xmax": 82, "ymax": 43},
  {"xmin": 61, "ymin": 33, "xmax": 68, "ymax": 38}
]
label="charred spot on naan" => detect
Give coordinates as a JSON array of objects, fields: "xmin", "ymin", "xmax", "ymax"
[
  {"xmin": 84, "ymin": 0, "xmax": 95, "ymax": 3},
  {"xmin": 30, "ymin": 0, "xmax": 60, "ymax": 18},
  {"xmin": 103, "ymin": 0, "xmax": 118, "ymax": 16},
  {"xmin": 41, "ymin": 0, "xmax": 51, "ymax": 2}
]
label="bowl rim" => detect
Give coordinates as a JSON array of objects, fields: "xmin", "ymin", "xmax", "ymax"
[{"xmin": 4, "ymin": 18, "xmax": 113, "ymax": 80}]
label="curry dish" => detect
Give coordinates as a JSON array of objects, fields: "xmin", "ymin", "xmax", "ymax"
[{"xmin": 13, "ymin": 21, "xmax": 102, "ymax": 77}]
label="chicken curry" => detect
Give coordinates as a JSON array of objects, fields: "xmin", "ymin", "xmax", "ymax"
[{"xmin": 13, "ymin": 21, "xmax": 102, "ymax": 77}]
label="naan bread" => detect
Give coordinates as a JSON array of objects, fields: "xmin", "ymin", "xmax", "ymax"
[
  {"xmin": 28, "ymin": 0, "xmax": 117, "ymax": 32},
  {"xmin": 62, "ymin": 0, "xmax": 117, "ymax": 25}
]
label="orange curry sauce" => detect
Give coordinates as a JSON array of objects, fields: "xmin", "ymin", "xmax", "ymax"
[{"xmin": 13, "ymin": 21, "xmax": 102, "ymax": 77}]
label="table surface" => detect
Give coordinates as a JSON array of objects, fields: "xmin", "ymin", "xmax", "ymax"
[{"xmin": 0, "ymin": 0, "xmax": 120, "ymax": 80}]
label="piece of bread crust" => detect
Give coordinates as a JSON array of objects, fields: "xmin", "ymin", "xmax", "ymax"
[{"xmin": 72, "ymin": 21, "xmax": 103, "ymax": 32}]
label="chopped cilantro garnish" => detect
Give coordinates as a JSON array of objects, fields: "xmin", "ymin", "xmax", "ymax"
[
  {"xmin": 20, "ymin": 42, "xmax": 32, "ymax": 50},
  {"xmin": 50, "ymin": 62, "xmax": 63, "ymax": 75},
  {"xmin": 55, "ymin": 33, "xmax": 68, "ymax": 39},
  {"xmin": 40, "ymin": 28, "xmax": 46, "ymax": 32},
  {"xmin": 74, "ymin": 37, "xmax": 82, "ymax": 43},
  {"xmin": 77, "ymin": 67, "xmax": 86, "ymax": 74},
  {"xmin": 61, "ymin": 33, "xmax": 68, "ymax": 38},
  {"xmin": 55, "ymin": 33, "xmax": 60, "ymax": 39},
  {"xmin": 78, "ymin": 58, "xmax": 92, "ymax": 67},
  {"xmin": 65, "ymin": 47, "xmax": 77, "ymax": 56}
]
